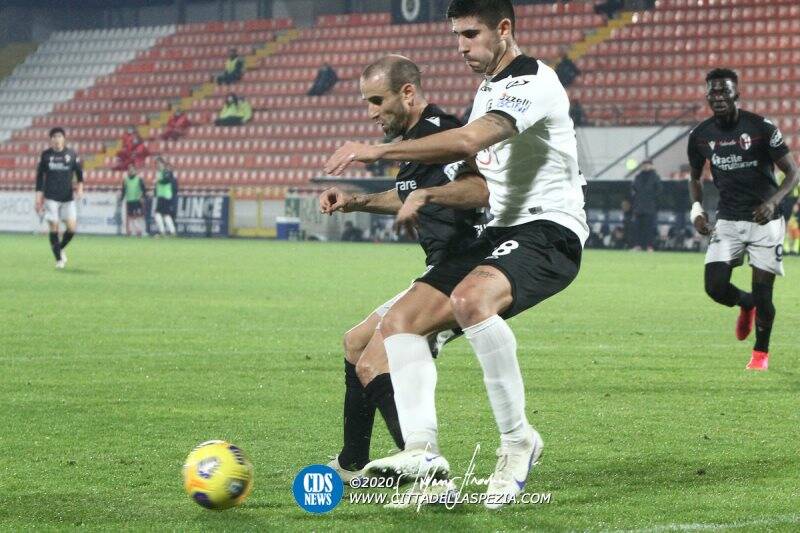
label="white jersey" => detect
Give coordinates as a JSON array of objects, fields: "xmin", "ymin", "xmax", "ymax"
[{"xmin": 468, "ymin": 55, "xmax": 589, "ymax": 245}]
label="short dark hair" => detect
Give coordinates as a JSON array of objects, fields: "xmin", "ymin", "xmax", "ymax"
[
  {"xmin": 706, "ymin": 68, "xmax": 738, "ymax": 84},
  {"xmin": 362, "ymin": 55, "xmax": 422, "ymax": 93},
  {"xmin": 49, "ymin": 127, "xmax": 65, "ymax": 138},
  {"xmin": 446, "ymin": 0, "xmax": 515, "ymax": 34}
]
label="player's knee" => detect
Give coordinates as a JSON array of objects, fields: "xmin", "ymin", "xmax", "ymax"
[
  {"xmin": 450, "ymin": 289, "xmax": 490, "ymax": 326},
  {"xmin": 354, "ymin": 357, "xmax": 377, "ymax": 386},
  {"xmin": 380, "ymin": 309, "xmax": 415, "ymax": 338},
  {"xmin": 704, "ymin": 274, "xmax": 727, "ymax": 304},
  {"xmin": 342, "ymin": 329, "xmax": 367, "ymax": 364}
]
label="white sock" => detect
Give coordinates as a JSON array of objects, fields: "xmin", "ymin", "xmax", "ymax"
[
  {"xmin": 164, "ymin": 215, "xmax": 176, "ymax": 235},
  {"xmin": 383, "ymin": 333, "xmax": 439, "ymax": 452},
  {"xmin": 464, "ymin": 315, "xmax": 529, "ymax": 448},
  {"xmin": 154, "ymin": 213, "xmax": 165, "ymax": 234}
]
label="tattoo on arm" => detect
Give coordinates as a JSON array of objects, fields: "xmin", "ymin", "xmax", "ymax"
[
  {"xmin": 480, "ymin": 112, "xmax": 518, "ymax": 136},
  {"xmin": 469, "ymin": 269, "xmax": 498, "ymax": 279}
]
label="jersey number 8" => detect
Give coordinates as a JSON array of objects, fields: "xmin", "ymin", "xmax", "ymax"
[{"xmin": 489, "ymin": 240, "xmax": 519, "ymax": 259}]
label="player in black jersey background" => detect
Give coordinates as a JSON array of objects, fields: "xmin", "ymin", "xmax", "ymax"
[
  {"xmin": 35, "ymin": 127, "xmax": 84, "ymax": 269},
  {"xmin": 688, "ymin": 68, "xmax": 799, "ymax": 370},
  {"xmin": 317, "ymin": 55, "xmax": 488, "ymax": 480}
]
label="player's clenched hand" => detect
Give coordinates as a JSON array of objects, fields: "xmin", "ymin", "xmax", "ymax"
[
  {"xmin": 319, "ymin": 187, "xmax": 347, "ymax": 215},
  {"xmin": 324, "ymin": 142, "xmax": 380, "ymax": 176},
  {"xmin": 693, "ymin": 213, "xmax": 713, "ymax": 236},
  {"xmin": 35, "ymin": 196, "xmax": 44, "ymax": 214},
  {"xmin": 393, "ymin": 189, "xmax": 427, "ymax": 239},
  {"xmin": 753, "ymin": 199, "xmax": 777, "ymax": 225}
]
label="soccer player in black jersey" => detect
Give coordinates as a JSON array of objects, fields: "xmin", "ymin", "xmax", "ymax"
[
  {"xmin": 318, "ymin": 55, "xmax": 488, "ymax": 481},
  {"xmin": 688, "ymin": 68, "xmax": 799, "ymax": 370},
  {"xmin": 35, "ymin": 127, "xmax": 84, "ymax": 269}
]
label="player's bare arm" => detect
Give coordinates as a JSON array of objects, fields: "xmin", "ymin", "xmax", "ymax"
[
  {"xmin": 689, "ymin": 166, "xmax": 712, "ymax": 235},
  {"xmin": 324, "ymin": 113, "xmax": 517, "ymax": 176},
  {"xmin": 394, "ymin": 171, "xmax": 488, "ymax": 236},
  {"xmin": 319, "ymin": 186, "xmax": 402, "ymax": 215},
  {"xmin": 753, "ymin": 153, "xmax": 799, "ymax": 225}
]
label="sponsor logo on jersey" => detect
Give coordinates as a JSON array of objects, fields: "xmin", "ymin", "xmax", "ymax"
[
  {"xmin": 496, "ymin": 93, "xmax": 532, "ymax": 114},
  {"xmin": 770, "ymin": 128, "xmax": 784, "ymax": 148},
  {"xmin": 396, "ymin": 180, "xmax": 417, "ymax": 191},
  {"xmin": 717, "ymin": 139, "xmax": 737, "ymax": 147},
  {"xmin": 739, "ymin": 133, "xmax": 751, "ymax": 150},
  {"xmin": 711, "ymin": 153, "xmax": 758, "ymax": 171},
  {"xmin": 505, "ymin": 79, "xmax": 529, "ymax": 89}
]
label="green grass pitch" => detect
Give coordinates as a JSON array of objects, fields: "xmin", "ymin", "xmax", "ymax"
[{"xmin": 1, "ymin": 233, "xmax": 799, "ymax": 531}]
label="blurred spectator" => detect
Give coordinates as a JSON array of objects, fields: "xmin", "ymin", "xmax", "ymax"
[
  {"xmin": 631, "ymin": 160, "xmax": 662, "ymax": 251},
  {"xmin": 570, "ymin": 100, "xmax": 587, "ymax": 126},
  {"xmin": 114, "ymin": 126, "xmax": 150, "ymax": 170},
  {"xmin": 555, "ymin": 47, "xmax": 581, "ymax": 88},
  {"xmin": 621, "ymin": 198, "xmax": 633, "ymax": 248},
  {"xmin": 153, "ymin": 157, "xmax": 178, "ymax": 237},
  {"xmin": 161, "ymin": 108, "xmax": 191, "ymax": 141},
  {"xmin": 119, "ymin": 164, "xmax": 147, "ymax": 237},
  {"xmin": 595, "ymin": 0, "xmax": 623, "ymax": 19},
  {"xmin": 216, "ymin": 48, "xmax": 245, "ymax": 85},
  {"xmin": 214, "ymin": 93, "xmax": 253, "ymax": 127},
  {"xmin": 341, "ymin": 220, "xmax": 363, "ymax": 242},
  {"xmin": 786, "ymin": 202, "xmax": 800, "ymax": 255},
  {"xmin": 307, "ymin": 63, "xmax": 339, "ymax": 96}
]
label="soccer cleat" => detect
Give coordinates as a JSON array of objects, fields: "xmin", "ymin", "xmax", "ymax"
[
  {"xmin": 55, "ymin": 252, "xmax": 67, "ymax": 269},
  {"xmin": 363, "ymin": 448, "xmax": 450, "ymax": 484},
  {"xmin": 484, "ymin": 426, "xmax": 544, "ymax": 510},
  {"xmin": 746, "ymin": 350, "xmax": 769, "ymax": 371},
  {"xmin": 327, "ymin": 456, "xmax": 365, "ymax": 484},
  {"xmin": 735, "ymin": 306, "xmax": 756, "ymax": 340},
  {"xmin": 427, "ymin": 329, "xmax": 459, "ymax": 358}
]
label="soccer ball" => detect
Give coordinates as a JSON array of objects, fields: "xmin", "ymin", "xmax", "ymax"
[{"xmin": 182, "ymin": 440, "xmax": 254, "ymax": 510}]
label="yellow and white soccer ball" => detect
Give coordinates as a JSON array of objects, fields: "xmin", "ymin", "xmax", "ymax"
[{"xmin": 182, "ymin": 440, "xmax": 254, "ymax": 510}]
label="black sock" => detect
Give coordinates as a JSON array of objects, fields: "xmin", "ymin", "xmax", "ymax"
[
  {"xmin": 338, "ymin": 360, "xmax": 374, "ymax": 471},
  {"xmin": 49, "ymin": 232, "xmax": 61, "ymax": 261},
  {"xmin": 60, "ymin": 230, "xmax": 74, "ymax": 250},
  {"xmin": 738, "ymin": 290, "xmax": 754, "ymax": 310},
  {"xmin": 753, "ymin": 283, "xmax": 775, "ymax": 353},
  {"xmin": 364, "ymin": 373, "xmax": 405, "ymax": 450}
]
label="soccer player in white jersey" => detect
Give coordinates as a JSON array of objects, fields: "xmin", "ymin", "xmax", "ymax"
[{"xmin": 324, "ymin": 0, "xmax": 588, "ymax": 509}]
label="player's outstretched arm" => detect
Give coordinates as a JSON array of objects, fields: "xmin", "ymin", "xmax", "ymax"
[
  {"xmin": 688, "ymin": 166, "xmax": 712, "ymax": 236},
  {"xmin": 753, "ymin": 153, "xmax": 799, "ymax": 224},
  {"xmin": 319, "ymin": 186, "xmax": 402, "ymax": 215},
  {"xmin": 324, "ymin": 113, "xmax": 517, "ymax": 176},
  {"xmin": 394, "ymin": 172, "xmax": 489, "ymax": 236}
]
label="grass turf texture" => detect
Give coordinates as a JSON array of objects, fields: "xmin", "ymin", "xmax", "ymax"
[{"xmin": 1, "ymin": 233, "xmax": 799, "ymax": 532}]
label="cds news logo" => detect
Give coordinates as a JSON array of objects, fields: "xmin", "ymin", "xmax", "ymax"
[{"xmin": 292, "ymin": 464, "xmax": 343, "ymax": 514}]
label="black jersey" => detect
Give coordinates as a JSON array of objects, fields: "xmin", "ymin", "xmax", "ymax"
[
  {"xmin": 35, "ymin": 148, "xmax": 84, "ymax": 202},
  {"xmin": 397, "ymin": 104, "xmax": 480, "ymax": 265},
  {"xmin": 688, "ymin": 110, "xmax": 790, "ymax": 221}
]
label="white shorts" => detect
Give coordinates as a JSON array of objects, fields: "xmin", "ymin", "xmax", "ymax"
[
  {"xmin": 44, "ymin": 199, "xmax": 77, "ymax": 224},
  {"xmin": 705, "ymin": 218, "xmax": 785, "ymax": 276}
]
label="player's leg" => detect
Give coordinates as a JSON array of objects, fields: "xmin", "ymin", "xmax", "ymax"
[
  {"xmin": 44, "ymin": 200, "xmax": 63, "ymax": 265},
  {"xmin": 332, "ymin": 312, "xmax": 381, "ymax": 477},
  {"xmin": 356, "ymin": 328, "xmax": 404, "ymax": 451},
  {"xmin": 363, "ymin": 282, "xmax": 457, "ymax": 480},
  {"xmin": 165, "ymin": 213, "xmax": 176, "ymax": 235},
  {"xmin": 451, "ymin": 222, "xmax": 581, "ymax": 508},
  {"xmin": 59, "ymin": 202, "xmax": 77, "ymax": 263},
  {"xmin": 704, "ymin": 220, "xmax": 754, "ymax": 339},
  {"xmin": 154, "ymin": 212, "xmax": 166, "ymax": 236},
  {"xmin": 744, "ymin": 218, "xmax": 784, "ymax": 370}
]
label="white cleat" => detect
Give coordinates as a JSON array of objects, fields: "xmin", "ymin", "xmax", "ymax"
[
  {"xmin": 364, "ymin": 448, "xmax": 450, "ymax": 484},
  {"xmin": 326, "ymin": 456, "xmax": 364, "ymax": 484},
  {"xmin": 55, "ymin": 252, "xmax": 67, "ymax": 269},
  {"xmin": 484, "ymin": 426, "xmax": 544, "ymax": 510}
]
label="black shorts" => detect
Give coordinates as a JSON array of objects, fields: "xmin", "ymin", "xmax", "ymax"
[
  {"xmin": 126, "ymin": 201, "xmax": 143, "ymax": 217},
  {"xmin": 155, "ymin": 198, "xmax": 174, "ymax": 215},
  {"xmin": 417, "ymin": 220, "xmax": 582, "ymax": 319}
]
